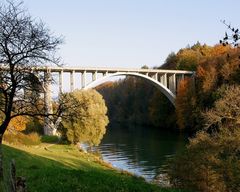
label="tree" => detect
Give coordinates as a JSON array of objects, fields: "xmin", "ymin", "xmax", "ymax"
[
  {"xmin": 160, "ymin": 43, "xmax": 212, "ymax": 71},
  {"xmin": 61, "ymin": 89, "xmax": 109, "ymax": 146},
  {"xmin": 0, "ymin": 1, "xmax": 63, "ymax": 179},
  {"xmin": 160, "ymin": 52, "xmax": 178, "ymax": 69},
  {"xmin": 7, "ymin": 116, "xmax": 29, "ymax": 132},
  {"xmin": 148, "ymin": 91, "xmax": 175, "ymax": 129},
  {"xmin": 141, "ymin": 65, "xmax": 149, "ymax": 69},
  {"xmin": 175, "ymin": 78, "xmax": 197, "ymax": 131},
  {"xmin": 169, "ymin": 85, "xmax": 240, "ymax": 192},
  {"xmin": 220, "ymin": 20, "xmax": 240, "ymax": 47},
  {"xmin": 203, "ymin": 85, "xmax": 240, "ymax": 131}
]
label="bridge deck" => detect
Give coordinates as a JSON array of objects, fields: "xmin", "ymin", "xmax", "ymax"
[{"xmin": 33, "ymin": 66, "xmax": 194, "ymax": 75}]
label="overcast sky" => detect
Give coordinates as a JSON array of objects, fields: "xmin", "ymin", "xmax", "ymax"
[{"xmin": 22, "ymin": 0, "xmax": 240, "ymax": 69}]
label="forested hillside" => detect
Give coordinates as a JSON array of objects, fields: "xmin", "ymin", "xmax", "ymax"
[
  {"xmin": 163, "ymin": 39, "xmax": 240, "ymax": 190},
  {"xmin": 97, "ymin": 42, "xmax": 240, "ymax": 133},
  {"xmin": 172, "ymin": 43, "xmax": 240, "ymax": 132}
]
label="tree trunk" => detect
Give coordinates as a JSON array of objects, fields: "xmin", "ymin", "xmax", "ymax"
[
  {"xmin": 0, "ymin": 133, "xmax": 3, "ymax": 180},
  {"xmin": 0, "ymin": 118, "xmax": 10, "ymax": 181},
  {"xmin": 10, "ymin": 160, "xmax": 16, "ymax": 192}
]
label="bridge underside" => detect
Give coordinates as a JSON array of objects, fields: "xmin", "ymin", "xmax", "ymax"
[
  {"xmin": 84, "ymin": 72, "xmax": 176, "ymax": 105},
  {"xmin": 41, "ymin": 67, "xmax": 194, "ymax": 106}
]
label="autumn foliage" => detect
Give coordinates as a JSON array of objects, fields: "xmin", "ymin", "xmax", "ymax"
[
  {"xmin": 163, "ymin": 43, "xmax": 240, "ymax": 131},
  {"xmin": 61, "ymin": 89, "xmax": 109, "ymax": 146},
  {"xmin": 168, "ymin": 41, "xmax": 240, "ymax": 191},
  {"xmin": 97, "ymin": 77, "xmax": 176, "ymax": 130},
  {"xmin": 175, "ymin": 78, "xmax": 196, "ymax": 130},
  {"xmin": 170, "ymin": 85, "xmax": 240, "ymax": 192},
  {"xmin": 7, "ymin": 116, "xmax": 29, "ymax": 132}
]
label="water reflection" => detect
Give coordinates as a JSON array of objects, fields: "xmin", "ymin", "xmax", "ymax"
[{"xmin": 91, "ymin": 124, "xmax": 187, "ymax": 183}]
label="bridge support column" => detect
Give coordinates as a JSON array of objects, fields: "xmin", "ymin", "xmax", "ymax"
[
  {"xmin": 70, "ymin": 71, "xmax": 75, "ymax": 92},
  {"xmin": 92, "ymin": 71, "xmax": 97, "ymax": 81},
  {"xmin": 81, "ymin": 71, "xmax": 86, "ymax": 88},
  {"xmin": 103, "ymin": 71, "xmax": 108, "ymax": 76},
  {"xmin": 160, "ymin": 73, "xmax": 167, "ymax": 87},
  {"xmin": 169, "ymin": 74, "xmax": 176, "ymax": 94},
  {"xmin": 43, "ymin": 70, "xmax": 56, "ymax": 136},
  {"xmin": 59, "ymin": 70, "xmax": 63, "ymax": 93},
  {"xmin": 151, "ymin": 73, "xmax": 158, "ymax": 80},
  {"xmin": 181, "ymin": 74, "xmax": 185, "ymax": 80},
  {"xmin": 173, "ymin": 74, "xmax": 176, "ymax": 93}
]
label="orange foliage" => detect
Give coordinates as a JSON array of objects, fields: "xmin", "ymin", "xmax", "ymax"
[
  {"xmin": 197, "ymin": 64, "xmax": 217, "ymax": 93},
  {"xmin": 196, "ymin": 45, "xmax": 240, "ymax": 94},
  {"xmin": 176, "ymin": 78, "xmax": 196, "ymax": 130},
  {"xmin": 209, "ymin": 44, "xmax": 231, "ymax": 57},
  {"xmin": 8, "ymin": 116, "xmax": 29, "ymax": 132},
  {"xmin": 176, "ymin": 49, "xmax": 200, "ymax": 70}
]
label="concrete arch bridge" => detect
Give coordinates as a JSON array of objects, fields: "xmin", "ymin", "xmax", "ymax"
[
  {"xmin": 35, "ymin": 67, "xmax": 194, "ymax": 135},
  {"xmin": 41, "ymin": 67, "xmax": 194, "ymax": 105}
]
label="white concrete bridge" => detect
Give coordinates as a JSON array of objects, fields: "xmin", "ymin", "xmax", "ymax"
[
  {"xmin": 2, "ymin": 66, "xmax": 194, "ymax": 135},
  {"xmin": 40, "ymin": 66, "xmax": 194, "ymax": 106}
]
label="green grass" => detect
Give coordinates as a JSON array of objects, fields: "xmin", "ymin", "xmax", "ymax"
[{"xmin": 2, "ymin": 143, "xmax": 183, "ymax": 192}]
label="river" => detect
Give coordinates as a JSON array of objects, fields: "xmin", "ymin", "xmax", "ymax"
[{"xmin": 89, "ymin": 124, "xmax": 187, "ymax": 185}]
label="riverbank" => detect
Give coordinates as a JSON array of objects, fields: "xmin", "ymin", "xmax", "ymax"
[{"xmin": 1, "ymin": 143, "xmax": 183, "ymax": 192}]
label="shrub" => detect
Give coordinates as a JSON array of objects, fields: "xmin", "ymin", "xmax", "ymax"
[
  {"xmin": 41, "ymin": 135, "xmax": 59, "ymax": 143},
  {"xmin": 3, "ymin": 132, "xmax": 41, "ymax": 146},
  {"xmin": 24, "ymin": 117, "xmax": 44, "ymax": 135}
]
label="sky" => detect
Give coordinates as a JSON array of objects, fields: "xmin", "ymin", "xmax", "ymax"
[{"xmin": 21, "ymin": 0, "xmax": 240, "ymax": 69}]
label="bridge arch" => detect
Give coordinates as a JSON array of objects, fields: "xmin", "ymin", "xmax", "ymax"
[{"xmin": 83, "ymin": 72, "xmax": 176, "ymax": 106}]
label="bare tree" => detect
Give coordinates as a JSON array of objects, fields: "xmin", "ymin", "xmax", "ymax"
[
  {"xmin": 0, "ymin": 0, "xmax": 63, "ymax": 180},
  {"xmin": 220, "ymin": 20, "xmax": 240, "ymax": 47}
]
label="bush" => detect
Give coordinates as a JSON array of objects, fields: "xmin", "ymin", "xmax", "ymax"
[
  {"xmin": 3, "ymin": 132, "xmax": 41, "ymax": 146},
  {"xmin": 41, "ymin": 135, "xmax": 59, "ymax": 143},
  {"xmin": 169, "ymin": 127, "xmax": 240, "ymax": 192},
  {"xmin": 24, "ymin": 117, "xmax": 44, "ymax": 135}
]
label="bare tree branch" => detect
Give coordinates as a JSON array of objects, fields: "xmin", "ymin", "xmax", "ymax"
[{"xmin": 0, "ymin": 0, "xmax": 63, "ymax": 137}]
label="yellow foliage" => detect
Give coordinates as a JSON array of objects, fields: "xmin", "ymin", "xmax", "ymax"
[
  {"xmin": 202, "ymin": 65, "xmax": 217, "ymax": 93},
  {"xmin": 176, "ymin": 78, "xmax": 196, "ymax": 130},
  {"xmin": 8, "ymin": 116, "xmax": 29, "ymax": 132},
  {"xmin": 62, "ymin": 89, "xmax": 109, "ymax": 146},
  {"xmin": 209, "ymin": 44, "xmax": 231, "ymax": 57}
]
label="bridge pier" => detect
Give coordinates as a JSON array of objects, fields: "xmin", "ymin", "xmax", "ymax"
[
  {"xmin": 81, "ymin": 71, "xmax": 86, "ymax": 88},
  {"xmin": 59, "ymin": 70, "xmax": 63, "ymax": 93},
  {"xmin": 70, "ymin": 70, "xmax": 75, "ymax": 92},
  {"xmin": 151, "ymin": 73, "xmax": 158, "ymax": 81},
  {"xmin": 92, "ymin": 71, "xmax": 97, "ymax": 81},
  {"xmin": 160, "ymin": 73, "xmax": 167, "ymax": 87},
  {"xmin": 168, "ymin": 74, "xmax": 176, "ymax": 94},
  {"xmin": 43, "ymin": 70, "xmax": 57, "ymax": 136}
]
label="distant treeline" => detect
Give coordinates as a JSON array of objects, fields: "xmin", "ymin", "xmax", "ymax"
[{"xmin": 96, "ymin": 76, "xmax": 176, "ymax": 130}]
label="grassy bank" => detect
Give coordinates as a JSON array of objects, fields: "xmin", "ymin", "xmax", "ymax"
[{"xmin": 1, "ymin": 143, "xmax": 182, "ymax": 192}]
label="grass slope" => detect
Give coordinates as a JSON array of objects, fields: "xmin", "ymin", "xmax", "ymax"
[{"xmin": 2, "ymin": 143, "xmax": 182, "ymax": 192}]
